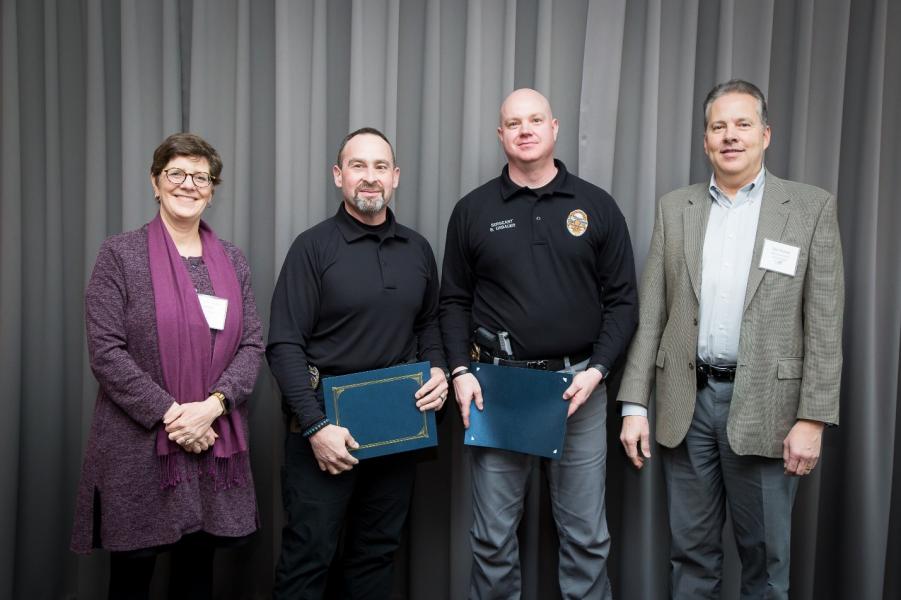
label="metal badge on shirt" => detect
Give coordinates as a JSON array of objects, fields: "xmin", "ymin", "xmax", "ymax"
[
  {"xmin": 566, "ymin": 209, "xmax": 588, "ymax": 237},
  {"xmin": 197, "ymin": 294, "xmax": 228, "ymax": 330},
  {"xmin": 759, "ymin": 238, "xmax": 800, "ymax": 276}
]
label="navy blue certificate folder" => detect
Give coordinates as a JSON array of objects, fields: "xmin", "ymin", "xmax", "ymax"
[
  {"xmin": 465, "ymin": 362, "xmax": 571, "ymax": 459},
  {"xmin": 322, "ymin": 361, "xmax": 437, "ymax": 460}
]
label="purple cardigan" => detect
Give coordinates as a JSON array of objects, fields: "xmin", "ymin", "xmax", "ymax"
[{"xmin": 71, "ymin": 225, "xmax": 264, "ymax": 553}]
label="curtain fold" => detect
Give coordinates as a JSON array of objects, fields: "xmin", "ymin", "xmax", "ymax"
[
  {"xmin": 1, "ymin": 1, "xmax": 898, "ymax": 597},
  {"xmin": 272, "ymin": 0, "xmax": 330, "ymax": 268},
  {"xmin": 578, "ymin": 0, "xmax": 626, "ymax": 196},
  {"xmin": 0, "ymin": 0, "xmax": 22, "ymax": 597}
]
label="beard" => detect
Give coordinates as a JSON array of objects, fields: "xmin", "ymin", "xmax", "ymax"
[{"xmin": 352, "ymin": 185, "xmax": 389, "ymax": 215}]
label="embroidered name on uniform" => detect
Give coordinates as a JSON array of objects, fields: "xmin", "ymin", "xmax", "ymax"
[{"xmin": 489, "ymin": 218, "xmax": 516, "ymax": 233}]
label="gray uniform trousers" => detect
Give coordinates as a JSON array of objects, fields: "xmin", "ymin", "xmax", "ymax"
[
  {"xmin": 661, "ymin": 378, "xmax": 799, "ymax": 599},
  {"xmin": 468, "ymin": 379, "xmax": 612, "ymax": 600}
]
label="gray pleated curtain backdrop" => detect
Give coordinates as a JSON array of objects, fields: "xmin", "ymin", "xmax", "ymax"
[{"xmin": 1, "ymin": 0, "xmax": 899, "ymax": 598}]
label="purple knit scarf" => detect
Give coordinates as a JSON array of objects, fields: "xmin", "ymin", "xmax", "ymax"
[{"xmin": 148, "ymin": 214, "xmax": 248, "ymax": 489}]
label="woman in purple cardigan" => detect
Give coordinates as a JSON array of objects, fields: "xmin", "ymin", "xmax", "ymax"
[{"xmin": 71, "ymin": 133, "xmax": 264, "ymax": 599}]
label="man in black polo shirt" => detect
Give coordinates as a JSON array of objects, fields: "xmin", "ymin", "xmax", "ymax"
[
  {"xmin": 267, "ymin": 127, "xmax": 449, "ymax": 599},
  {"xmin": 440, "ymin": 89, "xmax": 638, "ymax": 599}
]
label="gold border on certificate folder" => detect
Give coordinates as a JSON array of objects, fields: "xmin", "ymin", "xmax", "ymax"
[{"xmin": 331, "ymin": 372, "xmax": 428, "ymax": 450}]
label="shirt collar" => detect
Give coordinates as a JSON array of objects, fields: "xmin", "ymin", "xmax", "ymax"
[
  {"xmin": 709, "ymin": 167, "xmax": 766, "ymax": 209},
  {"xmin": 334, "ymin": 202, "xmax": 406, "ymax": 243},
  {"xmin": 500, "ymin": 159, "xmax": 575, "ymax": 201}
]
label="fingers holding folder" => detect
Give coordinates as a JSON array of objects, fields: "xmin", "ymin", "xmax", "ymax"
[{"xmin": 309, "ymin": 425, "xmax": 360, "ymax": 474}]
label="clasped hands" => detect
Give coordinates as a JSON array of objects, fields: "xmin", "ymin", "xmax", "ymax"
[
  {"xmin": 310, "ymin": 367, "xmax": 449, "ymax": 475},
  {"xmin": 163, "ymin": 396, "xmax": 225, "ymax": 454}
]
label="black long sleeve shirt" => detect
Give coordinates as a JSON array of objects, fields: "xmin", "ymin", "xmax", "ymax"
[
  {"xmin": 267, "ymin": 204, "xmax": 446, "ymax": 430},
  {"xmin": 439, "ymin": 160, "xmax": 638, "ymax": 372}
]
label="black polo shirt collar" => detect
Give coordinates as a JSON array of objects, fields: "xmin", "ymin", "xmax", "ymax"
[
  {"xmin": 334, "ymin": 202, "xmax": 407, "ymax": 243},
  {"xmin": 499, "ymin": 159, "xmax": 576, "ymax": 201}
]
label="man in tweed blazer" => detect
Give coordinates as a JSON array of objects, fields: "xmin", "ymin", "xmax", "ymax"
[{"xmin": 618, "ymin": 80, "xmax": 843, "ymax": 598}]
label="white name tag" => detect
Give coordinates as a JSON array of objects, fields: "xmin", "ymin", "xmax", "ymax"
[
  {"xmin": 198, "ymin": 294, "xmax": 228, "ymax": 330},
  {"xmin": 759, "ymin": 238, "xmax": 800, "ymax": 276}
]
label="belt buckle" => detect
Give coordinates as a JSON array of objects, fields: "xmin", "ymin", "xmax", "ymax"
[
  {"xmin": 711, "ymin": 365, "xmax": 734, "ymax": 379},
  {"xmin": 526, "ymin": 359, "xmax": 548, "ymax": 370}
]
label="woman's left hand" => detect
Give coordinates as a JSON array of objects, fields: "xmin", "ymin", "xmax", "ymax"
[
  {"xmin": 164, "ymin": 396, "xmax": 224, "ymax": 446},
  {"xmin": 414, "ymin": 367, "xmax": 449, "ymax": 412}
]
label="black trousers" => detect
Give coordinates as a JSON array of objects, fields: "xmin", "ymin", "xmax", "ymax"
[
  {"xmin": 273, "ymin": 432, "xmax": 417, "ymax": 600},
  {"xmin": 108, "ymin": 531, "xmax": 216, "ymax": 600}
]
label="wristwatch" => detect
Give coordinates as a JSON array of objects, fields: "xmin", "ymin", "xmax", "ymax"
[{"xmin": 211, "ymin": 391, "xmax": 230, "ymax": 414}]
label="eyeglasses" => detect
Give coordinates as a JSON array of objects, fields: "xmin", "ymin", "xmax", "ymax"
[{"xmin": 162, "ymin": 167, "xmax": 215, "ymax": 188}]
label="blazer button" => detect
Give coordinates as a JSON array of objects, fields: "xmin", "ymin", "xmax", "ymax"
[
  {"xmin": 693, "ymin": 318, "xmax": 698, "ymax": 326},
  {"xmin": 688, "ymin": 362, "xmax": 694, "ymax": 370}
]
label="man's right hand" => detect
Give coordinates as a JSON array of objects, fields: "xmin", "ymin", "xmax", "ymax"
[
  {"xmin": 452, "ymin": 370, "xmax": 483, "ymax": 429},
  {"xmin": 620, "ymin": 415, "xmax": 651, "ymax": 469},
  {"xmin": 309, "ymin": 424, "xmax": 360, "ymax": 474}
]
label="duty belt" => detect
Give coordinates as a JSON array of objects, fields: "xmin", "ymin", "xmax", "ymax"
[{"xmin": 474, "ymin": 345, "xmax": 591, "ymax": 372}]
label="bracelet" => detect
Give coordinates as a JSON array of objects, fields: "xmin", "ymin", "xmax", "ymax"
[
  {"xmin": 211, "ymin": 391, "xmax": 229, "ymax": 414},
  {"xmin": 450, "ymin": 367, "xmax": 471, "ymax": 380},
  {"xmin": 302, "ymin": 418, "xmax": 330, "ymax": 438}
]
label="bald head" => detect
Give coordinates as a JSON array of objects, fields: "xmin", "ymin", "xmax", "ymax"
[
  {"xmin": 499, "ymin": 88, "xmax": 554, "ymax": 126},
  {"xmin": 497, "ymin": 88, "xmax": 558, "ymax": 176}
]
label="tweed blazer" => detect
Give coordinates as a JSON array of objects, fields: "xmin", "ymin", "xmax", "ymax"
[{"xmin": 619, "ymin": 172, "xmax": 844, "ymax": 457}]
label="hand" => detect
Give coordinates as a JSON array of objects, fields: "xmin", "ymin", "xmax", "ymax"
[
  {"xmin": 186, "ymin": 428, "xmax": 218, "ymax": 454},
  {"xmin": 414, "ymin": 367, "xmax": 449, "ymax": 412},
  {"xmin": 163, "ymin": 401, "xmax": 181, "ymax": 425},
  {"xmin": 164, "ymin": 396, "xmax": 223, "ymax": 447},
  {"xmin": 309, "ymin": 424, "xmax": 360, "ymax": 475},
  {"xmin": 562, "ymin": 368, "xmax": 603, "ymax": 417},
  {"xmin": 620, "ymin": 415, "xmax": 651, "ymax": 469},
  {"xmin": 782, "ymin": 419, "xmax": 825, "ymax": 476},
  {"xmin": 452, "ymin": 370, "xmax": 483, "ymax": 429}
]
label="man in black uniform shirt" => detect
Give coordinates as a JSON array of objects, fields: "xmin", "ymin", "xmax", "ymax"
[
  {"xmin": 267, "ymin": 127, "xmax": 449, "ymax": 599},
  {"xmin": 440, "ymin": 89, "xmax": 638, "ymax": 599}
]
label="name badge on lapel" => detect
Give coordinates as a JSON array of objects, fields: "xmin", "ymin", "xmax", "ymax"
[
  {"xmin": 759, "ymin": 238, "xmax": 800, "ymax": 276},
  {"xmin": 197, "ymin": 294, "xmax": 228, "ymax": 330}
]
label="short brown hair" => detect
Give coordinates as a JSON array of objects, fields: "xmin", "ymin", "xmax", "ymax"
[
  {"xmin": 335, "ymin": 127, "xmax": 395, "ymax": 167},
  {"xmin": 150, "ymin": 132, "xmax": 223, "ymax": 186}
]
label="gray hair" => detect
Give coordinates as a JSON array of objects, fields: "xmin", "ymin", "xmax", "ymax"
[{"xmin": 702, "ymin": 79, "xmax": 768, "ymax": 128}]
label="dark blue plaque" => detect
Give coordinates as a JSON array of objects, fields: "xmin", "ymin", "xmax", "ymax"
[{"xmin": 322, "ymin": 361, "xmax": 437, "ymax": 459}]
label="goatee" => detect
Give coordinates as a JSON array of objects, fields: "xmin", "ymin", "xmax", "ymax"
[{"xmin": 353, "ymin": 194, "xmax": 386, "ymax": 215}]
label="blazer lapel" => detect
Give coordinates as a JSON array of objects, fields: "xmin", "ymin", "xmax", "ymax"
[
  {"xmin": 743, "ymin": 173, "xmax": 790, "ymax": 312},
  {"xmin": 684, "ymin": 188, "xmax": 711, "ymax": 301}
]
